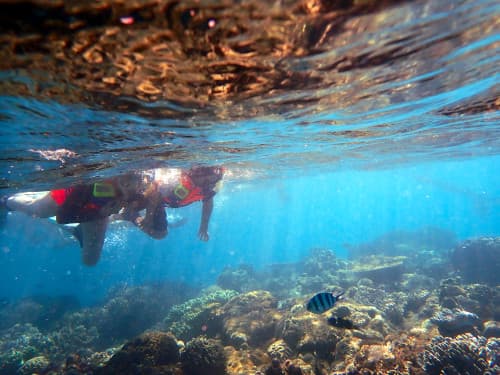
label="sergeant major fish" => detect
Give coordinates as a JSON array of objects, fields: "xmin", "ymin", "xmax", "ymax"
[{"xmin": 306, "ymin": 291, "xmax": 344, "ymax": 314}]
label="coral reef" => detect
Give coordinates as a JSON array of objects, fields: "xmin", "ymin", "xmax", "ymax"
[
  {"xmin": 50, "ymin": 316, "xmax": 100, "ymax": 357},
  {"xmin": 217, "ymin": 264, "xmax": 258, "ymax": 292},
  {"xmin": 430, "ymin": 308, "xmax": 481, "ymax": 336},
  {"xmin": 292, "ymin": 248, "xmax": 349, "ymax": 297},
  {"xmin": 0, "ymin": 282, "xmax": 195, "ymax": 374},
  {"xmin": 419, "ymin": 334, "xmax": 499, "ymax": 375},
  {"xmin": 220, "ymin": 290, "xmax": 280, "ymax": 348},
  {"xmin": 345, "ymin": 227, "xmax": 453, "ymax": 279},
  {"xmin": 353, "ymin": 342, "xmax": 396, "ymax": 371},
  {"xmin": 438, "ymin": 277, "xmax": 500, "ymax": 322},
  {"xmin": 262, "ymin": 358, "xmax": 306, "ymax": 375},
  {"xmin": 345, "ymin": 227, "xmax": 456, "ymax": 258},
  {"xmin": 263, "ymin": 262, "xmax": 311, "ymax": 298},
  {"xmin": 304, "ymin": 247, "xmax": 340, "ymax": 273},
  {"xmin": 225, "ymin": 345, "xmax": 268, "ymax": 374},
  {"xmin": 278, "ymin": 301, "xmax": 381, "ymax": 365},
  {"xmin": 161, "ymin": 287, "xmax": 238, "ymax": 341},
  {"xmin": 0, "ymin": 323, "xmax": 56, "ymax": 375},
  {"xmin": 267, "ymin": 339, "xmax": 293, "ymax": 362},
  {"xmin": 451, "ymin": 237, "xmax": 500, "ymax": 284},
  {"xmin": 0, "ymin": 233, "xmax": 498, "ymax": 374},
  {"xmin": 94, "ymin": 283, "xmax": 195, "ymax": 347},
  {"xmin": 264, "ymin": 358, "xmax": 283, "ymax": 375},
  {"xmin": 96, "ymin": 332, "xmax": 180, "ymax": 374},
  {"xmin": 17, "ymin": 355, "xmax": 52, "ymax": 375},
  {"xmin": 284, "ymin": 359, "xmax": 305, "ymax": 375},
  {"xmin": 294, "ymin": 317, "xmax": 341, "ymax": 360},
  {"xmin": 217, "ymin": 248, "xmax": 348, "ymax": 299},
  {"xmin": 483, "ymin": 321, "xmax": 500, "ymax": 338},
  {"xmin": 181, "ymin": 337, "xmax": 227, "ymax": 375},
  {"xmin": 0, "ymin": 295, "xmax": 79, "ymax": 331},
  {"xmin": 349, "ymin": 255, "xmax": 407, "ymax": 284},
  {"xmin": 348, "ymin": 282, "xmax": 413, "ymax": 328}
]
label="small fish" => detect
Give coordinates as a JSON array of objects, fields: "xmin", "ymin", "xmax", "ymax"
[
  {"xmin": 306, "ymin": 291, "xmax": 344, "ymax": 314},
  {"xmin": 327, "ymin": 315, "xmax": 358, "ymax": 330}
]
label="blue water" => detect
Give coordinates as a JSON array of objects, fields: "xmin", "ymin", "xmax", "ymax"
[
  {"xmin": 0, "ymin": 0, "xmax": 499, "ymax": 305},
  {"xmin": 2, "ymin": 158, "xmax": 499, "ymax": 305}
]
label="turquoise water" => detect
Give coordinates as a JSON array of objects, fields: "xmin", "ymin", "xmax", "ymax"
[
  {"xmin": 1, "ymin": 158, "xmax": 499, "ymax": 305},
  {"xmin": 0, "ymin": 0, "xmax": 498, "ymax": 314}
]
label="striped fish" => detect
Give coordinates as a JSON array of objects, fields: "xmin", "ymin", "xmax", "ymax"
[{"xmin": 306, "ymin": 291, "xmax": 344, "ymax": 314}]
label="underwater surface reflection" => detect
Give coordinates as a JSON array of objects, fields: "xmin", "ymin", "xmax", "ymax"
[{"xmin": 0, "ymin": 0, "xmax": 498, "ymax": 187}]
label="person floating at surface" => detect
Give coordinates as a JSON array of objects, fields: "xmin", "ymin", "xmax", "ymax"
[
  {"xmin": 119, "ymin": 165, "xmax": 225, "ymax": 242},
  {"xmin": 1, "ymin": 174, "xmax": 145, "ymax": 266},
  {"xmin": 0, "ymin": 165, "xmax": 224, "ymax": 266}
]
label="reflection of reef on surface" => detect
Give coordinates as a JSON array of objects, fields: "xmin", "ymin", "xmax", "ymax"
[
  {"xmin": 1, "ymin": 1, "xmax": 496, "ymax": 120},
  {"xmin": 0, "ymin": 234, "xmax": 499, "ymax": 374},
  {"xmin": 0, "ymin": 0, "xmax": 408, "ymax": 119}
]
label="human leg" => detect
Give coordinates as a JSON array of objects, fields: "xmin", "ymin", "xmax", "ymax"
[
  {"xmin": 80, "ymin": 217, "xmax": 108, "ymax": 266},
  {"xmin": 5, "ymin": 192, "xmax": 58, "ymax": 218}
]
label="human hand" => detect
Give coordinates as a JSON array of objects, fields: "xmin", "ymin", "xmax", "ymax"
[
  {"xmin": 198, "ymin": 229, "xmax": 209, "ymax": 241},
  {"xmin": 136, "ymin": 201, "xmax": 168, "ymax": 240},
  {"xmin": 109, "ymin": 213, "xmax": 123, "ymax": 222}
]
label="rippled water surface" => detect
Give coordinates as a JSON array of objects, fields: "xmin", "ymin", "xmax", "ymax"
[{"xmin": 0, "ymin": 0, "xmax": 498, "ymax": 190}]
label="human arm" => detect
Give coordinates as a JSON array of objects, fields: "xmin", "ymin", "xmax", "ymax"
[
  {"xmin": 136, "ymin": 203, "xmax": 167, "ymax": 239},
  {"xmin": 134, "ymin": 184, "xmax": 168, "ymax": 239},
  {"xmin": 198, "ymin": 197, "xmax": 213, "ymax": 241}
]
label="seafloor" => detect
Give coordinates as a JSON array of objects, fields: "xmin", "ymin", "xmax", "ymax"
[{"xmin": 0, "ymin": 228, "xmax": 499, "ymax": 375}]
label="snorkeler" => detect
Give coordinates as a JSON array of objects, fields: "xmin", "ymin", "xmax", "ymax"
[
  {"xmin": 118, "ymin": 165, "xmax": 225, "ymax": 242},
  {"xmin": 0, "ymin": 165, "xmax": 224, "ymax": 266},
  {"xmin": 1, "ymin": 173, "xmax": 145, "ymax": 266}
]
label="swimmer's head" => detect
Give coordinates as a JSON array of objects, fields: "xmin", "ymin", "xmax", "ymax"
[{"xmin": 188, "ymin": 165, "xmax": 225, "ymax": 187}]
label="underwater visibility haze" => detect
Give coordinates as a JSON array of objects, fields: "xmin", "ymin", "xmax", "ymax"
[{"xmin": 0, "ymin": 0, "xmax": 499, "ymax": 374}]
